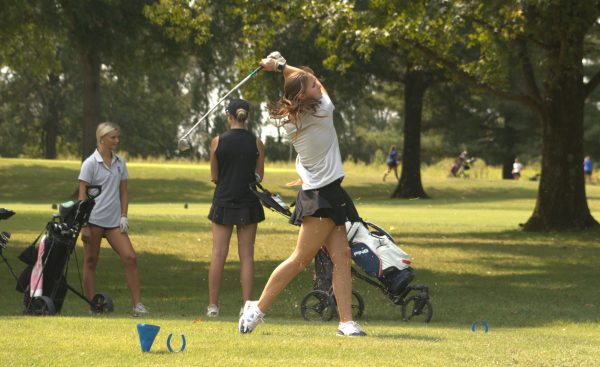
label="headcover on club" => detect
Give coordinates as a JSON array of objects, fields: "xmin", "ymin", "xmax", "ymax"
[{"xmin": 250, "ymin": 183, "xmax": 292, "ymax": 218}]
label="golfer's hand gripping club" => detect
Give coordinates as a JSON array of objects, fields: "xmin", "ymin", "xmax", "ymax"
[{"xmin": 261, "ymin": 51, "xmax": 286, "ymax": 72}]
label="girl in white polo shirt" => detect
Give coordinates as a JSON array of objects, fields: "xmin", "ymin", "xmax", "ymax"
[
  {"xmin": 78, "ymin": 122, "xmax": 148, "ymax": 316},
  {"xmin": 238, "ymin": 55, "xmax": 366, "ymax": 337}
]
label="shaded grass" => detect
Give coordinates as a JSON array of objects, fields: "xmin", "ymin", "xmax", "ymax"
[{"xmin": 1, "ymin": 158, "xmax": 599, "ymax": 366}]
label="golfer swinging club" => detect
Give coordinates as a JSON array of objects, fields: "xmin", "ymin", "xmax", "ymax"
[{"xmin": 239, "ymin": 53, "xmax": 367, "ymax": 336}]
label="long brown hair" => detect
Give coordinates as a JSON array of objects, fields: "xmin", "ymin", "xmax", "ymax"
[{"xmin": 267, "ymin": 71, "xmax": 322, "ymax": 133}]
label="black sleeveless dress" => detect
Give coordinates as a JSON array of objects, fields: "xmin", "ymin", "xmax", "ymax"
[{"xmin": 208, "ymin": 129, "xmax": 265, "ymax": 225}]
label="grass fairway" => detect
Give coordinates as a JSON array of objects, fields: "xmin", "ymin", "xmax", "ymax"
[{"xmin": 0, "ymin": 157, "xmax": 599, "ymax": 366}]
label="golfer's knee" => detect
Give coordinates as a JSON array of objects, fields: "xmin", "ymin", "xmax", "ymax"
[
  {"xmin": 289, "ymin": 256, "xmax": 312, "ymax": 272},
  {"xmin": 331, "ymin": 247, "xmax": 351, "ymax": 265},
  {"xmin": 84, "ymin": 254, "xmax": 99, "ymax": 269},
  {"xmin": 121, "ymin": 252, "xmax": 137, "ymax": 266},
  {"xmin": 212, "ymin": 248, "xmax": 229, "ymax": 261}
]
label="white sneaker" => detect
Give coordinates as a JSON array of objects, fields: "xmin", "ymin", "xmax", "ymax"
[
  {"xmin": 337, "ymin": 321, "xmax": 367, "ymax": 337},
  {"xmin": 133, "ymin": 303, "xmax": 150, "ymax": 317},
  {"xmin": 238, "ymin": 301, "xmax": 264, "ymax": 334},
  {"xmin": 206, "ymin": 304, "xmax": 219, "ymax": 317}
]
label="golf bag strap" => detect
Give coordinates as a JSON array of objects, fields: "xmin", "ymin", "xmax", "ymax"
[{"xmin": 29, "ymin": 228, "xmax": 46, "ymax": 248}]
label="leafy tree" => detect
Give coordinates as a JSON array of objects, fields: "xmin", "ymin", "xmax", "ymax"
[
  {"xmin": 318, "ymin": 1, "xmax": 600, "ymax": 231},
  {"xmin": 1, "ymin": 1, "xmax": 209, "ymax": 159}
]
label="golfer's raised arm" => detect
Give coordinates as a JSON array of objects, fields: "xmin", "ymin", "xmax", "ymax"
[{"xmin": 260, "ymin": 56, "xmax": 327, "ymax": 95}]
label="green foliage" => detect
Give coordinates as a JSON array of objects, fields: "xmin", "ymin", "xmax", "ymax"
[
  {"xmin": 264, "ymin": 135, "xmax": 291, "ymax": 162},
  {"xmin": 143, "ymin": 0, "xmax": 211, "ymax": 45}
]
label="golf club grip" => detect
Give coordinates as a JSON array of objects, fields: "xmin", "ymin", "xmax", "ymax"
[{"xmin": 179, "ymin": 66, "xmax": 264, "ymax": 141}]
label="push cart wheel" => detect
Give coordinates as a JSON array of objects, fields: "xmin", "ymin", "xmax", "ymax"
[
  {"xmin": 351, "ymin": 290, "xmax": 365, "ymax": 320},
  {"xmin": 300, "ymin": 290, "xmax": 335, "ymax": 321},
  {"xmin": 91, "ymin": 293, "xmax": 114, "ymax": 314},
  {"xmin": 401, "ymin": 295, "xmax": 433, "ymax": 323},
  {"xmin": 28, "ymin": 296, "xmax": 56, "ymax": 316}
]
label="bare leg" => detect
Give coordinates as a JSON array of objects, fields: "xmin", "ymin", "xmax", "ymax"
[
  {"xmin": 323, "ymin": 225, "xmax": 354, "ymax": 323},
  {"xmin": 208, "ymin": 223, "xmax": 234, "ymax": 306},
  {"xmin": 105, "ymin": 229, "xmax": 142, "ymax": 306},
  {"xmin": 237, "ymin": 223, "xmax": 257, "ymax": 303},
  {"xmin": 257, "ymin": 216, "xmax": 334, "ymax": 311},
  {"xmin": 82, "ymin": 226, "xmax": 103, "ymax": 301},
  {"xmin": 382, "ymin": 167, "xmax": 390, "ymax": 181},
  {"xmin": 393, "ymin": 166, "xmax": 399, "ymax": 181}
]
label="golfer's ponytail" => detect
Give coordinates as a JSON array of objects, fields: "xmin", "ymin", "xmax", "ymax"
[{"xmin": 235, "ymin": 108, "xmax": 248, "ymax": 123}]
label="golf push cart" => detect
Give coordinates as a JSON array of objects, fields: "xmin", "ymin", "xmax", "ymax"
[
  {"xmin": 250, "ymin": 182, "xmax": 433, "ymax": 323},
  {"xmin": 1, "ymin": 185, "xmax": 114, "ymax": 315}
]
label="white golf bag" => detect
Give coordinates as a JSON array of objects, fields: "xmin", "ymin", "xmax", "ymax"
[{"xmin": 345, "ymin": 221, "xmax": 414, "ymax": 296}]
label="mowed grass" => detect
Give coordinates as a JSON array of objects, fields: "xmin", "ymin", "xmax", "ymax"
[{"xmin": 0, "ymin": 157, "xmax": 599, "ymax": 367}]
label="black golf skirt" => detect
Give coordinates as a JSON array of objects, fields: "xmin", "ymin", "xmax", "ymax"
[
  {"xmin": 290, "ymin": 178, "xmax": 360, "ymax": 226},
  {"xmin": 208, "ymin": 203, "xmax": 265, "ymax": 225}
]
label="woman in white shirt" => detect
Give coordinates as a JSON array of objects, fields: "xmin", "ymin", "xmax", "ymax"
[
  {"xmin": 78, "ymin": 122, "xmax": 148, "ymax": 316},
  {"xmin": 238, "ymin": 55, "xmax": 366, "ymax": 337},
  {"xmin": 512, "ymin": 158, "xmax": 523, "ymax": 180}
]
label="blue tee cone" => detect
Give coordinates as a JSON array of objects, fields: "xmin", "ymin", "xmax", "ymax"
[{"xmin": 137, "ymin": 323, "xmax": 160, "ymax": 352}]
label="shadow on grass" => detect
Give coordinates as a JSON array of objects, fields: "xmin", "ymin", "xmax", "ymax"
[
  {"xmin": 0, "ymin": 165, "xmax": 80, "ymax": 203},
  {"xmin": 398, "ymin": 227, "xmax": 600, "ymax": 245},
  {"xmin": 0, "ymin": 164, "xmax": 213, "ymax": 204},
  {"xmin": 129, "ymin": 178, "xmax": 213, "ymax": 203},
  {"xmin": 2, "ymin": 236, "xmax": 598, "ymax": 331},
  {"xmin": 343, "ymin": 183, "xmax": 540, "ymax": 204}
]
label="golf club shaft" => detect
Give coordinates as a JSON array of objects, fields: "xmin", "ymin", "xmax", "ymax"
[{"xmin": 179, "ymin": 66, "xmax": 263, "ymax": 142}]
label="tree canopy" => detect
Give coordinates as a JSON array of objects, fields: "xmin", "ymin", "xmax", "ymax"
[{"xmin": 1, "ymin": 0, "xmax": 599, "ymax": 231}]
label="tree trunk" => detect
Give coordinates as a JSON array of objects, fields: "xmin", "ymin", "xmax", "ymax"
[
  {"xmin": 392, "ymin": 69, "xmax": 429, "ymax": 199},
  {"xmin": 80, "ymin": 49, "xmax": 101, "ymax": 160},
  {"xmin": 43, "ymin": 73, "xmax": 61, "ymax": 159},
  {"xmin": 522, "ymin": 36, "xmax": 598, "ymax": 231}
]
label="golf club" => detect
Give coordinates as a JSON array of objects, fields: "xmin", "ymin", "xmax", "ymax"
[{"xmin": 177, "ymin": 65, "xmax": 264, "ymax": 152}]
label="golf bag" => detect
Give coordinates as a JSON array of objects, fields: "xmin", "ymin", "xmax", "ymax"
[
  {"xmin": 314, "ymin": 221, "xmax": 414, "ymax": 297},
  {"xmin": 17, "ymin": 222, "xmax": 78, "ymax": 313},
  {"xmin": 14, "ymin": 185, "xmax": 112, "ymax": 315}
]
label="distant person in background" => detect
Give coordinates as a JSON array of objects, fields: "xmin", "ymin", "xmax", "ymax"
[
  {"xmin": 512, "ymin": 158, "xmax": 523, "ymax": 180},
  {"xmin": 382, "ymin": 146, "xmax": 399, "ymax": 182},
  {"xmin": 450, "ymin": 150, "xmax": 468, "ymax": 177},
  {"xmin": 584, "ymin": 156, "xmax": 592, "ymax": 184}
]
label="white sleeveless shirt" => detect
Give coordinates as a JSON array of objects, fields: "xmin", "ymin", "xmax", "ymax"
[{"xmin": 282, "ymin": 94, "xmax": 345, "ymax": 190}]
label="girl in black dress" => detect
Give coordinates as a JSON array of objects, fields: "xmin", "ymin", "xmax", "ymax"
[{"xmin": 206, "ymin": 99, "xmax": 265, "ymax": 317}]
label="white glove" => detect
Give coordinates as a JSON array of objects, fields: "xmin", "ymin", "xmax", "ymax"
[
  {"xmin": 267, "ymin": 51, "xmax": 286, "ymax": 72},
  {"xmin": 120, "ymin": 216, "xmax": 129, "ymax": 234}
]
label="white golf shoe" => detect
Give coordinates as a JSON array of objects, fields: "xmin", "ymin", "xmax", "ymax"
[
  {"xmin": 132, "ymin": 303, "xmax": 150, "ymax": 317},
  {"xmin": 206, "ymin": 304, "xmax": 219, "ymax": 317},
  {"xmin": 238, "ymin": 300, "xmax": 264, "ymax": 334},
  {"xmin": 336, "ymin": 321, "xmax": 367, "ymax": 337}
]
